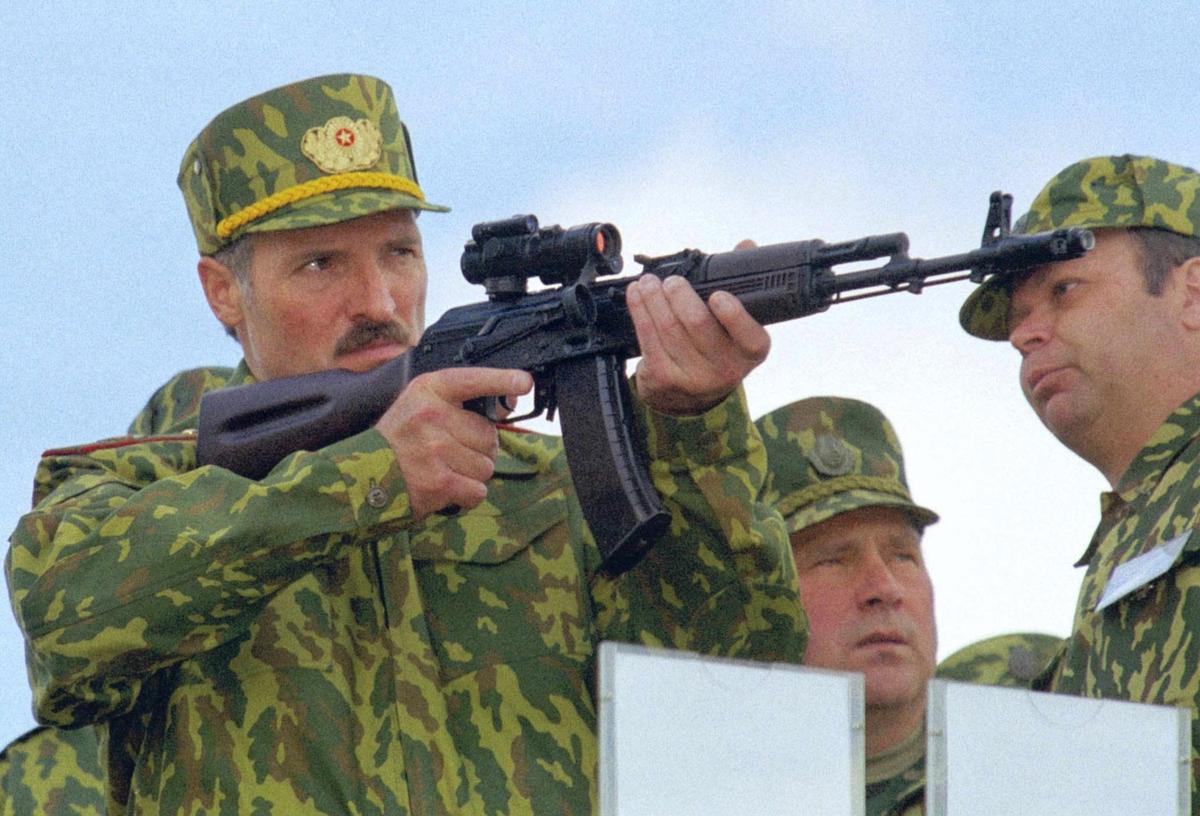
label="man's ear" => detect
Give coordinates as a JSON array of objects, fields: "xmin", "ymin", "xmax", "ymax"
[
  {"xmin": 1177, "ymin": 255, "xmax": 1200, "ymax": 332},
  {"xmin": 197, "ymin": 256, "xmax": 245, "ymax": 333}
]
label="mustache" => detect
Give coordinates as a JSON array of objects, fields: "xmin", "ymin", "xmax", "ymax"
[{"xmin": 334, "ymin": 320, "xmax": 414, "ymax": 356}]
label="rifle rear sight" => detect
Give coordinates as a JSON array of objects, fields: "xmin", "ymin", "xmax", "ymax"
[{"xmin": 460, "ymin": 214, "xmax": 623, "ymax": 298}]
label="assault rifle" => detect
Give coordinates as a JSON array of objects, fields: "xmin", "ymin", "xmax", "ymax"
[{"xmin": 197, "ymin": 192, "xmax": 1092, "ymax": 573}]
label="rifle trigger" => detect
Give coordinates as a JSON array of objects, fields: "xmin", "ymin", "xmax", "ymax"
[
  {"xmin": 488, "ymin": 380, "xmax": 555, "ymax": 424},
  {"xmin": 463, "ymin": 396, "xmax": 504, "ymax": 422}
]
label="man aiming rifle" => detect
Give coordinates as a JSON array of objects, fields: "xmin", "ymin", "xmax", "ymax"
[{"xmin": 5, "ymin": 72, "xmax": 806, "ymax": 816}]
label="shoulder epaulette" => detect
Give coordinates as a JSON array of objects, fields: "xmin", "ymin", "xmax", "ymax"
[{"xmin": 42, "ymin": 432, "xmax": 196, "ymax": 458}]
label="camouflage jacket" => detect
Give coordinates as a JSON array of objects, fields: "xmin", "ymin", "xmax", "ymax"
[
  {"xmin": 6, "ymin": 363, "xmax": 806, "ymax": 816},
  {"xmin": 864, "ymin": 726, "xmax": 923, "ymax": 816},
  {"xmin": 1047, "ymin": 390, "xmax": 1200, "ymax": 809},
  {"xmin": 866, "ymin": 771, "xmax": 922, "ymax": 816},
  {"xmin": 0, "ymin": 725, "xmax": 105, "ymax": 816}
]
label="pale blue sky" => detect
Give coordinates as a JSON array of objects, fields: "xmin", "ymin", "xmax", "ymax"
[{"xmin": 2, "ymin": 1, "xmax": 1195, "ymax": 746}]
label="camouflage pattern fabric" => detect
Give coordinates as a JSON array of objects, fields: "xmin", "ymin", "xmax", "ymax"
[
  {"xmin": 0, "ymin": 726, "xmax": 105, "ymax": 816},
  {"xmin": 6, "ymin": 362, "xmax": 806, "ymax": 815},
  {"xmin": 127, "ymin": 366, "xmax": 234, "ymax": 435},
  {"xmin": 935, "ymin": 632, "xmax": 1064, "ymax": 688},
  {"xmin": 178, "ymin": 74, "xmax": 448, "ymax": 255},
  {"xmin": 862, "ymin": 723, "xmax": 924, "ymax": 816},
  {"xmin": 1039, "ymin": 391, "xmax": 1200, "ymax": 811},
  {"xmin": 960, "ymin": 154, "xmax": 1200, "ymax": 340},
  {"xmin": 756, "ymin": 397, "xmax": 937, "ymax": 534},
  {"xmin": 864, "ymin": 746, "xmax": 923, "ymax": 816}
]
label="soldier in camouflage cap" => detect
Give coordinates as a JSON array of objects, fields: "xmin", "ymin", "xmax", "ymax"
[
  {"xmin": 757, "ymin": 396, "xmax": 937, "ymax": 816},
  {"xmin": 7, "ymin": 74, "xmax": 807, "ymax": 815},
  {"xmin": 960, "ymin": 154, "xmax": 1200, "ymax": 340},
  {"xmin": 957, "ymin": 154, "xmax": 1200, "ymax": 811},
  {"xmin": 935, "ymin": 632, "xmax": 1064, "ymax": 688}
]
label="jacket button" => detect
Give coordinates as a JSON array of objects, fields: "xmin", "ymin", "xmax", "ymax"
[{"xmin": 367, "ymin": 485, "xmax": 389, "ymax": 508}]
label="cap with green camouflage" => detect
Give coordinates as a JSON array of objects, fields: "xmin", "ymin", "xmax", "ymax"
[
  {"xmin": 755, "ymin": 396, "xmax": 937, "ymax": 533},
  {"xmin": 178, "ymin": 73, "xmax": 449, "ymax": 255},
  {"xmin": 935, "ymin": 632, "xmax": 1064, "ymax": 687},
  {"xmin": 960, "ymin": 154, "xmax": 1200, "ymax": 340}
]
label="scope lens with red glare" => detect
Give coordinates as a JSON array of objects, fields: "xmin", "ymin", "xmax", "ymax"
[
  {"xmin": 591, "ymin": 223, "xmax": 621, "ymax": 263},
  {"xmin": 460, "ymin": 217, "xmax": 624, "ymax": 288}
]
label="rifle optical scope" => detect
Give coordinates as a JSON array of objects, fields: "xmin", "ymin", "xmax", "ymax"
[{"xmin": 461, "ymin": 214, "xmax": 623, "ymax": 291}]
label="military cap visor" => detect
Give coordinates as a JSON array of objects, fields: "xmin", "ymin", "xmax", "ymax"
[
  {"xmin": 960, "ymin": 154, "xmax": 1200, "ymax": 340},
  {"xmin": 782, "ymin": 486, "xmax": 938, "ymax": 536},
  {"xmin": 958, "ymin": 270, "xmax": 1023, "ymax": 342}
]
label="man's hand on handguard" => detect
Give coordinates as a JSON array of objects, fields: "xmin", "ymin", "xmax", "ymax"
[
  {"xmin": 626, "ymin": 252, "xmax": 768, "ymax": 416},
  {"xmin": 375, "ymin": 367, "xmax": 533, "ymax": 520}
]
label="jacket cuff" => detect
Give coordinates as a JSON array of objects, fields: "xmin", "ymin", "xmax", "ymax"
[
  {"xmin": 636, "ymin": 385, "xmax": 760, "ymax": 471},
  {"xmin": 313, "ymin": 428, "xmax": 413, "ymax": 527}
]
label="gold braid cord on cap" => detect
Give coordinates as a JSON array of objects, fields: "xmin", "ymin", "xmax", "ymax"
[
  {"xmin": 215, "ymin": 172, "xmax": 427, "ymax": 239},
  {"xmin": 776, "ymin": 474, "xmax": 909, "ymax": 520}
]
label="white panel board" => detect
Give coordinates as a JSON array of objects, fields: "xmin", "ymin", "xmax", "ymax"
[
  {"xmin": 927, "ymin": 679, "xmax": 1190, "ymax": 816},
  {"xmin": 598, "ymin": 642, "xmax": 864, "ymax": 816}
]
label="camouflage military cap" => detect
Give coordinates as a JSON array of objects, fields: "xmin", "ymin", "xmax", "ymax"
[
  {"xmin": 178, "ymin": 73, "xmax": 449, "ymax": 254},
  {"xmin": 960, "ymin": 154, "xmax": 1200, "ymax": 340},
  {"xmin": 935, "ymin": 632, "xmax": 1064, "ymax": 687},
  {"xmin": 756, "ymin": 396, "xmax": 937, "ymax": 534}
]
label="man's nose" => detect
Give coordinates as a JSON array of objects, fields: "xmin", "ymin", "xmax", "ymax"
[
  {"xmin": 1008, "ymin": 305, "xmax": 1050, "ymax": 354},
  {"xmin": 858, "ymin": 550, "xmax": 903, "ymax": 607},
  {"xmin": 353, "ymin": 262, "xmax": 396, "ymax": 323}
]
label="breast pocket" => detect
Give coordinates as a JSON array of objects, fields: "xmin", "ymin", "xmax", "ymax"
[{"xmin": 410, "ymin": 487, "xmax": 592, "ymax": 682}]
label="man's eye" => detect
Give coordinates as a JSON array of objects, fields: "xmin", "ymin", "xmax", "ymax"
[
  {"xmin": 301, "ymin": 257, "xmax": 332, "ymax": 273},
  {"xmin": 1051, "ymin": 279, "xmax": 1078, "ymax": 297}
]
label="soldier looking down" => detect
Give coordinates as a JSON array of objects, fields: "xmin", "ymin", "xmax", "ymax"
[{"xmin": 5, "ymin": 74, "xmax": 806, "ymax": 815}]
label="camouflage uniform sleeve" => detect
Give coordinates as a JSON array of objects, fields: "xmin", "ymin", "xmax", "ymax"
[
  {"xmin": 6, "ymin": 428, "xmax": 415, "ymax": 728},
  {"xmin": 591, "ymin": 386, "xmax": 807, "ymax": 663}
]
